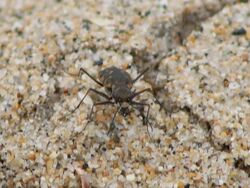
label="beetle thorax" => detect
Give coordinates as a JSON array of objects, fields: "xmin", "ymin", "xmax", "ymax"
[{"xmin": 112, "ymin": 85, "xmax": 132, "ymax": 102}]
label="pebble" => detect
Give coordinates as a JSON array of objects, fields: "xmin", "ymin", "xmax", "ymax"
[
  {"xmin": 231, "ymin": 27, "xmax": 247, "ymax": 35},
  {"xmin": 42, "ymin": 73, "xmax": 49, "ymax": 82},
  {"xmin": 126, "ymin": 174, "xmax": 136, "ymax": 181},
  {"xmin": 0, "ymin": 69, "xmax": 6, "ymax": 79}
]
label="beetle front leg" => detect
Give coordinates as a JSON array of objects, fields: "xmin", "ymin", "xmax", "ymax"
[
  {"xmin": 87, "ymin": 101, "xmax": 114, "ymax": 122},
  {"xmin": 107, "ymin": 106, "xmax": 121, "ymax": 136},
  {"xmin": 131, "ymin": 101, "xmax": 152, "ymax": 135}
]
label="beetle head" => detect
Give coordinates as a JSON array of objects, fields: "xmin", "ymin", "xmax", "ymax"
[{"xmin": 119, "ymin": 106, "xmax": 130, "ymax": 117}]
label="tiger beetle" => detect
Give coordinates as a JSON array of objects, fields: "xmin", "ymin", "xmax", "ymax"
[{"xmin": 70, "ymin": 66, "xmax": 161, "ymax": 135}]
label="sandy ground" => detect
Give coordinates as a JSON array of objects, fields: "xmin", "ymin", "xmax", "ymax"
[{"xmin": 0, "ymin": 0, "xmax": 249, "ymax": 187}]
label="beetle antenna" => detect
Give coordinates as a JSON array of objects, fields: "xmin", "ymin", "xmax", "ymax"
[{"xmin": 132, "ymin": 67, "xmax": 149, "ymax": 83}]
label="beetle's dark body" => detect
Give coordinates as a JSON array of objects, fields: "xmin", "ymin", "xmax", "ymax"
[
  {"xmin": 70, "ymin": 66, "xmax": 159, "ymax": 134},
  {"xmin": 98, "ymin": 67, "xmax": 133, "ymax": 102}
]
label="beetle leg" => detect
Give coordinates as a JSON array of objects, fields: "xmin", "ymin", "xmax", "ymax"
[
  {"xmin": 130, "ymin": 88, "xmax": 151, "ymax": 99},
  {"xmin": 131, "ymin": 101, "xmax": 152, "ymax": 135},
  {"xmin": 130, "ymin": 88, "xmax": 162, "ymax": 109},
  {"xmin": 107, "ymin": 106, "xmax": 121, "ymax": 135},
  {"xmin": 84, "ymin": 101, "xmax": 115, "ymax": 130},
  {"xmin": 79, "ymin": 68, "xmax": 103, "ymax": 86},
  {"xmin": 87, "ymin": 101, "xmax": 114, "ymax": 121},
  {"xmin": 132, "ymin": 67, "xmax": 149, "ymax": 83},
  {"xmin": 71, "ymin": 88, "xmax": 111, "ymax": 114}
]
